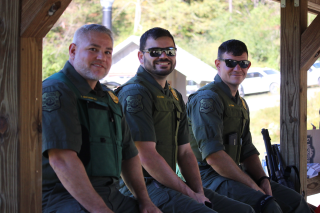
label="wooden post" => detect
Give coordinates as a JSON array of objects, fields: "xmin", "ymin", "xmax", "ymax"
[
  {"xmin": 19, "ymin": 37, "xmax": 43, "ymax": 213},
  {"xmin": 1, "ymin": 0, "xmax": 71, "ymax": 212},
  {"xmin": 280, "ymin": 0, "xmax": 308, "ymax": 196},
  {"xmin": 0, "ymin": 0, "xmax": 21, "ymax": 212}
]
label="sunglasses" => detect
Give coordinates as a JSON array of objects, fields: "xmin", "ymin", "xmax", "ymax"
[
  {"xmin": 142, "ymin": 47, "xmax": 177, "ymax": 57},
  {"xmin": 219, "ymin": 59, "xmax": 251, "ymax": 69}
]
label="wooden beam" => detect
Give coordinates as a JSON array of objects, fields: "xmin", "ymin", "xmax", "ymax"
[
  {"xmin": 2, "ymin": 0, "xmax": 71, "ymax": 212},
  {"xmin": 0, "ymin": 0, "xmax": 20, "ymax": 212},
  {"xmin": 309, "ymin": 1, "xmax": 320, "ymax": 14},
  {"xmin": 19, "ymin": 37, "xmax": 43, "ymax": 213},
  {"xmin": 21, "ymin": 0, "xmax": 72, "ymax": 38},
  {"xmin": 301, "ymin": 14, "xmax": 320, "ymax": 71},
  {"xmin": 280, "ymin": 0, "xmax": 308, "ymax": 196},
  {"xmin": 272, "ymin": 0, "xmax": 320, "ymax": 14}
]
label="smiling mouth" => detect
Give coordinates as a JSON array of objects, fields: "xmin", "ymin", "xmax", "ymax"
[
  {"xmin": 156, "ymin": 62, "xmax": 170, "ymax": 65},
  {"xmin": 92, "ymin": 63, "xmax": 104, "ymax": 68}
]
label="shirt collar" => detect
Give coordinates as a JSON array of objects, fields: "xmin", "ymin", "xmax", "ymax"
[
  {"xmin": 214, "ymin": 74, "xmax": 240, "ymax": 104},
  {"xmin": 136, "ymin": 65, "xmax": 169, "ymax": 94},
  {"xmin": 61, "ymin": 61, "xmax": 105, "ymax": 97}
]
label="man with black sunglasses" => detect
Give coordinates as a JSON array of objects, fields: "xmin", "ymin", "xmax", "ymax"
[
  {"xmin": 115, "ymin": 29, "xmax": 254, "ymax": 213},
  {"xmin": 186, "ymin": 39, "xmax": 310, "ymax": 213}
]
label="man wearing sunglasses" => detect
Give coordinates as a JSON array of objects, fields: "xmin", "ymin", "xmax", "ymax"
[
  {"xmin": 115, "ymin": 28, "xmax": 254, "ymax": 213},
  {"xmin": 186, "ymin": 39, "xmax": 310, "ymax": 213}
]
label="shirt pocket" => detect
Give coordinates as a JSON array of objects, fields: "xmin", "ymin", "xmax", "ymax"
[{"xmin": 86, "ymin": 100, "xmax": 122, "ymax": 177}]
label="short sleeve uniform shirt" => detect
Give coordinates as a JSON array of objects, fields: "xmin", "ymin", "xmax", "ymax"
[{"xmin": 42, "ymin": 61, "xmax": 138, "ymax": 206}]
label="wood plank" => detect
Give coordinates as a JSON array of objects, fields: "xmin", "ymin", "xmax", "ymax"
[
  {"xmin": 272, "ymin": 0, "xmax": 320, "ymax": 14},
  {"xmin": 19, "ymin": 37, "xmax": 43, "ymax": 213},
  {"xmin": 0, "ymin": 0, "xmax": 20, "ymax": 212},
  {"xmin": 309, "ymin": 1, "xmax": 320, "ymax": 14},
  {"xmin": 300, "ymin": 0, "xmax": 309, "ymax": 199},
  {"xmin": 280, "ymin": 0, "xmax": 308, "ymax": 196},
  {"xmin": 309, "ymin": 0, "xmax": 320, "ymax": 4},
  {"xmin": 21, "ymin": 0, "xmax": 72, "ymax": 38},
  {"xmin": 301, "ymin": 14, "xmax": 320, "ymax": 71},
  {"xmin": 307, "ymin": 175, "xmax": 320, "ymax": 196}
]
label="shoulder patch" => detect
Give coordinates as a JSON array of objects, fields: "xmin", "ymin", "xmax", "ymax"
[
  {"xmin": 126, "ymin": 95, "xmax": 143, "ymax": 113},
  {"xmin": 200, "ymin": 98, "xmax": 214, "ymax": 113},
  {"xmin": 42, "ymin": 91, "xmax": 61, "ymax": 112},
  {"xmin": 108, "ymin": 91, "xmax": 119, "ymax": 104}
]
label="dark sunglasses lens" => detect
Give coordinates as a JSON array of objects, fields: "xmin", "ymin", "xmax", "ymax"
[
  {"xmin": 239, "ymin": 60, "xmax": 250, "ymax": 68},
  {"xmin": 225, "ymin": 60, "xmax": 237, "ymax": 68},
  {"xmin": 148, "ymin": 48, "xmax": 176, "ymax": 57},
  {"xmin": 166, "ymin": 49, "xmax": 176, "ymax": 56},
  {"xmin": 150, "ymin": 49, "xmax": 162, "ymax": 57}
]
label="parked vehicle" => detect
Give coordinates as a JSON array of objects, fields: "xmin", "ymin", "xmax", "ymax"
[
  {"xmin": 101, "ymin": 81, "xmax": 121, "ymax": 90},
  {"xmin": 307, "ymin": 62, "xmax": 320, "ymax": 86},
  {"xmin": 239, "ymin": 67, "xmax": 280, "ymax": 97},
  {"xmin": 186, "ymin": 80, "xmax": 199, "ymax": 96}
]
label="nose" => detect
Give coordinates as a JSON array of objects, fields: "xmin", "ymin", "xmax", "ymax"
[
  {"xmin": 159, "ymin": 51, "xmax": 169, "ymax": 58},
  {"xmin": 233, "ymin": 63, "xmax": 242, "ymax": 71},
  {"xmin": 97, "ymin": 51, "xmax": 106, "ymax": 61}
]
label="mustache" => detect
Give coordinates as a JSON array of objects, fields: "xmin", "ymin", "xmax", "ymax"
[{"xmin": 155, "ymin": 59, "xmax": 171, "ymax": 63}]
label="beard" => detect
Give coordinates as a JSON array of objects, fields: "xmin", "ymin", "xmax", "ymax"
[
  {"xmin": 73, "ymin": 58, "xmax": 108, "ymax": 81},
  {"xmin": 143, "ymin": 58, "xmax": 176, "ymax": 77}
]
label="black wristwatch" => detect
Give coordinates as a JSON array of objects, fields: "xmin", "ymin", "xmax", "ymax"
[{"xmin": 257, "ymin": 176, "xmax": 270, "ymax": 185}]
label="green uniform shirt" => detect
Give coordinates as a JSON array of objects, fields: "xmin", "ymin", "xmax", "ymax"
[
  {"xmin": 116, "ymin": 66, "xmax": 188, "ymax": 144},
  {"xmin": 187, "ymin": 74, "xmax": 259, "ymax": 166},
  {"xmin": 116, "ymin": 66, "xmax": 188, "ymax": 173},
  {"xmin": 42, "ymin": 61, "xmax": 138, "ymax": 207}
]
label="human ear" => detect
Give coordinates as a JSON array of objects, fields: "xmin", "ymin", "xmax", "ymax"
[
  {"xmin": 69, "ymin": 43, "xmax": 77, "ymax": 59},
  {"xmin": 215, "ymin": 59, "xmax": 221, "ymax": 70},
  {"xmin": 138, "ymin": 51, "xmax": 144, "ymax": 65}
]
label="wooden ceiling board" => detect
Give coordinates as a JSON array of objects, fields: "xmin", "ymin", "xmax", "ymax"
[{"xmin": 21, "ymin": 0, "xmax": 71, "ymax": 38}]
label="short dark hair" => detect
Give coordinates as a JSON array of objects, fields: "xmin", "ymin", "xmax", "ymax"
[
  {"xmin": 140, "ymin": 27, "xmax": 175, "ymax": 51},
  {"xmin": 217, "ymin": 39, "xmax": 248, "ymax": 59}
]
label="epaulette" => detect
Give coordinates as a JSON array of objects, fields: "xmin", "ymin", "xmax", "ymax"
[
  {"xmin": 108, "ymin": 91, "xmax": 119, "ymax": 104},
  {"xmin": 169, "ymin": 85, "xmax": 179, "ymax": 101},
  {"xmin": 239, "ymin": 97, "xmax": 247, "ymax": 110}
]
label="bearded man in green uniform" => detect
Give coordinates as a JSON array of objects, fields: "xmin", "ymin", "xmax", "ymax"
[
  {"xmin": 187, "ymin": 39, "xmax": 310, "ymax": 213},
  {"xmin": 115, "ymin": 27, "xmax": 254, "ymax": 213},
  {"xmin": 42, "ymin": 24, "xmax": 161, "ymax": 213}
]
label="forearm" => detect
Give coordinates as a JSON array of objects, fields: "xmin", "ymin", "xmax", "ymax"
[
  {"xmin": 242, "ymin": 154, "xmax": 266, "ymax": 181},
  {"xmin": 242, "ymin": 154, "xmax": 272, "ymax": 195},
  {"xmin": 177, "ymin": 149, "xmax": 203, "ymax": 194},
  {"xmin": 139, "ymin": 148, "xmax": 194, "ymax": 197},
  {"xmin": 121, "ymin": 155, "xmax": 151, "ymax": 203},
  {"xmin": 49, "ymin": 149, "xmax": 112, "ymax": 213},
  {"xmin": 207, "ymin": 150, "xmax": 261, "ymax": 191}
]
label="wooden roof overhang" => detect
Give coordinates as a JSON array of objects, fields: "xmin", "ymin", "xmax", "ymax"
[{"xmin": 1, "ymin": 0, "xmax": 320, "ymax": 212}]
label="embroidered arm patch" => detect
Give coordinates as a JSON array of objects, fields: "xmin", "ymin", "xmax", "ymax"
[
  {"xmin": 200, "ymin": 98, "xmax": 214, "ymax": 113},
  {"xmin": 42, "ymin": 91, "xmax": 61, "ymax": 112},
  {"xmin": 126, "ymin": 95, "xmax": 143, "ymax": 113}
]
